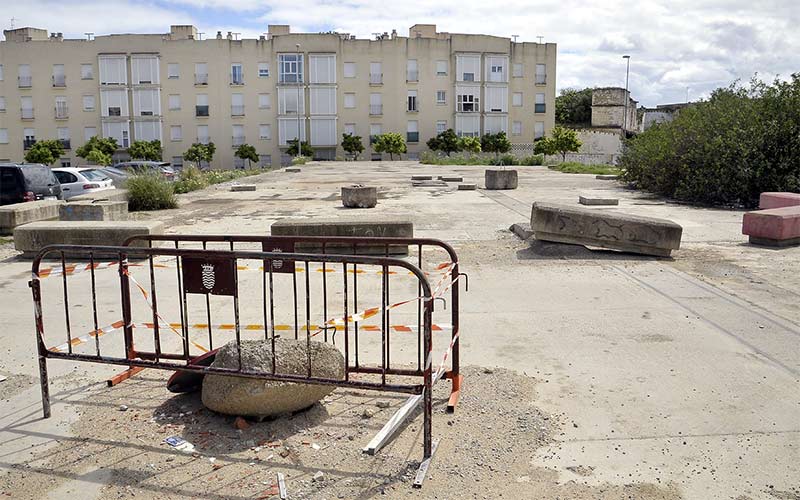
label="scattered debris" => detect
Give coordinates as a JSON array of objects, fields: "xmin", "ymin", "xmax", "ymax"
[
  {"xmin": 234, "ymin": 416, "xmax": 250, "ymax": 430},
  {"xmin": 164, "ymin": 436, "xmax": 195, "ymax": 453},
  {"xmin": 0, "ymin": 375, "xmax": 7, "ymax": 383},
  {"xmin": 361, "ymin": 408, "xmax": 375, "ymax": 419},
  {"xmin": 118, "ymin": 404, "xmax": 128, "ymax": 411},
  {"xmin": 375, "ymin": 400, "xmax": 391, "ymax": 409},
  {"xmin": 277, "ymin": 472, "xmax": 288, "ymax": 499},
  {"xmin": 312, "ymin": 471, "xmax": 325, "ymax": 482},
  {"xmin": 311, "ymin": 443, "xmax": 321, "ymax": 450}
]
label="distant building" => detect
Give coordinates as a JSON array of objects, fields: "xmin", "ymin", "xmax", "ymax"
[
  {"xmin": 568, "ymin": 87, "xmax": 638, "ymax": 164},
  {"xmin": 640, "ymin": 103, "xmax": 690, "ymax": 132}
]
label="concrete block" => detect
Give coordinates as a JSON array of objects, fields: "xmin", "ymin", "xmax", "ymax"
[
  {"xmin": 341, "ymin": 185, "xmax": 377, "ymax": 208},
  {"xmin": 230, "ymin": 184, "xmax": 257, "ymax": 192},
  {"xmin": 285, "ymin": 168, "xmax": 301, "ymax": 173},
  {"xmin": 579, "ymin": 194, "xmax": 619, "ymax": 206},
  {"xmin": 59, "ymin": 201, "xmax": 128, "ymax": 221},
  {"xmin": 509, "ymin": 223, "xmax": 534, "ymax": 240},
  {"xmin": 438, "ymin": 176, "xmax": 464, "ymax": 182},
  {"xmin": 271, "ymin": 218, "xmax": 413, "ymax": 255},
  {"xmin": 485, "ymin": 169, "xmax": 518, "ymax": 190},
  {"xmin": 68, "ymin": 189, "xmax": 128, "ymax": 203},
  {"xmin": 411, "ymin": 175, "xmax": 433, "ymax": 181},
  {"xmin": 0, "ymin": 200, "xmax": 63, "ymax": 235},
  {"xmin": 14, "ymin": 220, "xmax": 164, "ymax": 258},
  {"xmin": 742, "ymin": 206, "xmax": 800, "ymax": 247},
  {"xmin": 595, "ymin": 175, "xmax": 619, "ymax": 180},
  {"xmin": 531, "ymin": 202, "xmax": 683, "ymax": 257},
  {"xmin": 759, "ymin": 192, "xmax": 800, "ymax": 210},
  {"xmin": 412, "ymin": 179, "xmax": 447, "ymax": 187},
  {"xmin": 458, "ymin": 183, "xmax": 477, "ymax": 191}
]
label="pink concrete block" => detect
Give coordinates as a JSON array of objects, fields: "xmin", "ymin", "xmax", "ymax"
[
  {"xmin": 742, "ymin": 206, "xmax": 800, "ymax": 246},
  {"xmin": 759, "ymin": 192, "xmax": 800, "ymax": 209}
]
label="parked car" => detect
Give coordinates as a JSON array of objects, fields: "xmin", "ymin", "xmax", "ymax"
[
  {"xmin": 52, "ymin": 167, "xmax": 115, "ymax": 199},
  {"xmin": 114, "ymin": 161, "xmax": 176, "ymax": 180},
  {"xmin": 0, "ymin": 163, "xmax": 63, "ymax": 206},
  {"xmin": 98, "ymin": 166, "xmax": 130, "ymax": 188}
]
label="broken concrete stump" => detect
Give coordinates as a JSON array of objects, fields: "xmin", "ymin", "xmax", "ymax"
[
  {"xmin": 59, "ymin": 200, "xmax": 128, "ymax": 221},
  {"xmin": 0, "ymin": 200, "xmax": 63, "ymax": 235},
  {"xmin": 271, "ymin": 218, "xmax": 412, "ymax": 255},
  {"xmin": 68, "ymin": 188, "xmax": 128, "ymax": 203},
  {"xmin": 202, "ymin": 339, "xmax": 345, "ymax": 417},
  {"xmin": 230, "ymin": 184, "xmax": 257, "ymax": 192},
  {"xmin": 531, "ymin": 202, "xmax": 683, "ymax": 257},
  {"xmin": 457, "ymin": 183, "xmax": 477, "ymax": 191},
  {"xmin": 759, "ymin": 192, "xmax": 800, "ymax": 210},
  {"xmin": 341, "ymin": 185, "xmax": 377, "ymax": 208},
  {"xmin": 742, "ymin": 206, "xmax": 800, "ymax": 247},
  {"xmin": 14, "ymin": 220, "xmax": 164, "ymax": 257},
  {"xmin": 285, "ymin": 168, "xmax": 301, "ymax": 173},
  {"xmin": 579, "ymin": 194, "xmax": 619, "ymax": 206},
  {"xmin": 485, "ymin": 169, "xmax": 518, "ymax": 190},
  {"xmin": 438, "ymin": 175, "xmax": 463, "ymax": 182},
  {"xmin": 595, "ymin": 174, "xmax": 619, "ymax": 180},
  {"xmin": 509, "ymin": 223, "xmax": 534, "ymax": 240},
  {"xmin": 411, "ymin": 175, "xmax": 432, "ymax": 181}
]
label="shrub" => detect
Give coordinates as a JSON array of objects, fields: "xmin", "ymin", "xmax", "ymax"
[
  {"xmin": 127, "ymin": 174, "xmax": 178, "ymax": 211},
  {"xmin": 520, "ymin": 154, "xmax": 544, "ymax": 166},
  {"xmin": 373, "ymin": 133, "xmax": 407, "ymax": 160},
  {"xmin": 173, "ymin": 165, "xmax": 209, "ymax": 194},
  {"xmin": 549, "ymin": 162, "xmax": 621, "ymax": 175},
  {"xmin": 291, "ymin": 156, "xmax": 309, "ymax": 166},
  {"xmin": 419, "ymin": 151, "xmax": 486, "ymax": 165},
  {"xmin": 489, "ymin": 154, "xmax": 519, "ymax": 166}
]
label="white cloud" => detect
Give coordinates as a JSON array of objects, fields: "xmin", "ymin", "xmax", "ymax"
[{"xmin": 4, "ymin": 0, "xmax": 798, "ymax": 106}]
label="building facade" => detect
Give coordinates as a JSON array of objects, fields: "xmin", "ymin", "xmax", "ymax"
[{"xmin": 0, "ymin": 24, "xmax": 556, "ymax": 168}]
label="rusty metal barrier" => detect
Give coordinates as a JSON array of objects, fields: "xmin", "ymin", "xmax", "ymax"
[{"xmin": 31, "ymin": 236, "xmax": 465, "ymax": 486}]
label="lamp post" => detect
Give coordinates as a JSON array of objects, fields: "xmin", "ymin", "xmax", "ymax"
[
  {"xmin": 296, "ymin": 43, "xmax": 302, "ymax": 160},
  {"xmin": 622, "ymin": 55, "xmax": 631, "ymax": 133}
]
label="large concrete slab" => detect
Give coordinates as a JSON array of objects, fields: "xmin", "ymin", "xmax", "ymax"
[
  {"xmin": 271, "ymin": 218, "xmax": 413, "ymax": 255},
  {"xmin": 532, "ymin": 201, "xmax": 683, "ymax": 256},
  {"xmin": 59, "ymin": 201, "xmax": 128, "ymax": 221},
  {"xmin": 742, "ymin": 206, "xmax": 800, "ymax": 247},
  {"xmin": 67, "ymin": 188, "xmax": 128, "ymax": 203},
  {"xmin": 759, "ymin": 192, "xmax": 800, "ymax": 209},
  {"xmin": 14, "ymin": 220, "xmax": 164, "ymax": 257},
  {"xmin": 0, "ymin": 200, "xmax": 63, "ymax": 235}
]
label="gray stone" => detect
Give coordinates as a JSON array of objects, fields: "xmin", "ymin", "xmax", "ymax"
[
  {"xmin": 411, "ymin": 175, "xmax": 432, "ymax": 181},
  {"xmin": 68, "ymin": 189, "xmax": 128, "ymax": 203},
  {"xmin": 595, "ymin": 175, "xmax": 619, "ymax": 180},
  {"xmin": 341, "ymin": 185, "xmax": 377, "ymax": 208},
  {"xmin": 509, "ymin": 223, "xmax": 534, "ymax": 240},
  {"xmin": 0, "ymin": 200, "xmax": 63, "ymax": 235},
  {"xmin": 579, "ymin": 195, "xmax": 619, "ymax": 206},
  {"xmin": 531, "ymin": 202, "xmax": 683, "ymax": 257},
  {"xmin": 457, "ymin": 183, "xmax": 477, "ymax": 191},
  {"xmin": 271, "ymin": 218, "xmax": 413, "ymax": 255},
  {"xmin": 201, "ymin": 339, "xmax": 345, "ymax": 418},
  {"xmin": 14, "ymin": 220, "xmax": 164, "ymax": 258},
  {"xmin": 59, "ymin": 201, "xmax": 128, "ymax": 221},
  {"xmin": 438, "ymin": 176, "xmax": 463, "ymax": 182},
  {"xmin": 230, "ymin": 184, "xmax": 257, "ymax": 192},
  {"xmin": 412, "ymin": 180, "xmax": 447, "ymax": 187},
  {"xmin": 485, "ymin": 169, "xmax": 518, "ymax": 190},
  {"xmin": 285, "ymin": 168, "xmax": 301, "ymax": 173}
]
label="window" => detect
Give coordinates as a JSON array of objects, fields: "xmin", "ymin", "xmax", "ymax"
[
  {"xmin": 535, "ymin": 93, "xmax": 546, "ymax": 113},
  {"xmin": 81, "ymin": 64, "xmax": 93, "ymax": 80},
  {"xmin": 21, "ymin": 96, "xmax": 34, "ymax": 119},
  {"xmin": 535, "ymin": 121, "xmax": 545, "ymax": 139},
  {"xmin": 369, "ymin": 62, "xmax": 382, "ymax": 84},
  {"xmin": 407, "ymin": 60, "xmax": 418, "ymax": 82},
  {"xmin": 102, "ymin": 121, "xmax": 130, "ymax": 147},
  {"xmin": 258, "ymin": 62, "xmax": 270, "ymax": 78},
  {"xmin": 369, "ymin": 123, "xmax": 382, "ymax": 144},
  {"xmin": 436, "ymin": 120, "xmax": 447, "ymax": 134},
  {"xmin": 456, "ymin": 55, "xmax": 480, "ymax": 82},
  {"xmin": 99, "ymin": 55, "xmax": 127, "ymax": 85},
  {"xmin": 83, "ymin": 95, "xmax": 95, "ymax": 111},
  {"xmin": 168, "ymin": 94, "xmax": 180, "ymax": 110},
  {"xmin": 309, "ymin": 54, "xmax": 336, "ymax": 84},
  {"xmin": 344, "ymin": 123, "xmax": 356, "ymax": 136},
  {"xmin": 232, "ymin": 124, "xmax": 245, "ymax": 145},
  {"xmin": 406, "ymin": 120, "xmax": 419, "ymax": 143},
  {"xmin": 512, "ymin": 92, "xmax": 523, "ymax": 107},
  {"xmin": 170, "ymin": 125, "xmax": 182, "ymax": 141},
  {"xmin": 231, "ymin": 93, "xmax": 244, "ymax": 116},
  {"xmin": 60, "ymin": 158, "xmax": 71, "ymax": 168},
  {"xmin": 0, "ymin": 129, "xmax": 7, "ymax": 144},
  {"xmin": 310, "ymin": 87, "xmax": 336, "ymax": 115},
  {"xmin": 258, "ymin": 154, "xmax": 271, "ymax": 167},
  {"xmin": 277, "ymin": 118, "xmax": 306, "ymax": 145},
  {"xmin": 344, "ymin": 93, "xmax": 356, "ymax": 109},
  {"xmin": 484, "ymin": 115, "xmax": 508, "ymax": 134},
  {"xmin": 258, "ymin": 93, "xmax": 272, "ymax": 109},
  {"xmin": 168, "ymin": 63, "xmax": 179, "ymax": 79},
  {"xmin": 55, "ymin": 96, "xmax": 68, "ymax": 119},
  {"xmin": 343, "ymin": 62, "xmax": 356, "ymax": 78},
  {"xmin": 195, "ymin": 63, "xmax": 208, "ymax": 85},
  {"xmin": 310, "ymin": 117, "xmax": 337, "ymax": 146},
  {"xmin": 407, "ymin": 90, "xmax": 418, "ymax": 112},
  {"xmin": 456, "ymin": 89, "xmax": 479, "ymax": 112},
  {"xmin": 196, "ymin": 94, "xmax": 209, "ymax": 116},
  {"xmin": 131, "ymin": 55, "xmax": 159, "ymax": 84},
  {"xmin": 133, "ymin": 89, "xmax": 160, "ymax": 116},
  {"xmin": 512, "ymin": 121, "xmax": 522, "ymax": 136},
  {"xmin": 455, "ymin": 115, "xmax": 480, "ymax": 137},
  {"xmin": 84, "ymin": 127, "xmax": 97, "ymax": 141},
  {"xmin": 52, "ymin": 64, "xmax": 66, "ymax": 87},
  {"xmin": 513, "ymin": 63, "xmax": 523, "ymax": 78},
  {"xmin": 535, "ymin": 64, "xmax": 546, "ymax": 85},
  {"xmin": 18, "ymin": 64, "xmax": 32, "ymax": 87},
  {"xmin": 233, "ymin": 157, "xmax": 245, "ymax": 169},
  {"xmin": 231, "ymin": 63, "xmax": 244, "ymax": 85},
  {"xmin": 436, "ymin": 90, "xmax": 446, "ymax": 105},
  {"xmin": 486, "ymin": 56, "xmax": 508, "ymax": 83},
  {"xmin": 172, "ymin": 156, "xmax": 183, "ymax": 168},
  {"xmin": 278, "ymin": 54, "xmax": 303, "ymax": 83},
  {"xmin": 133, "ymin": 121, "xmax": 161, "ymax": 142},
  {"xmin": 197, "ymin": 125, "xmax": 209, "ymax": 144},
  {"xmin": 0, "ymin": 96, "xmax": 5, "ymax": 112},
  {"xmin": 436, "ymin": 60, "xmax": 447, "ymax": 76},
  {"xmin": 278, "ymin": 87, "xmax": 305, "ymax": 114},
  {"xmin": 485, "ymin": 87, "xmax": 507, "ymax": 112},
  {"xmin": 369, "ymin": 93, "xmax": 382, "ymax": 115},
  {"xmin": 259, "ymin": 124, "xmax": 272, "ymax": 140}
]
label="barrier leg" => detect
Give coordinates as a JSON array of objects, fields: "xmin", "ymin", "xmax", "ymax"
[{"xmin": 38, "ymin": 353, "xmax": 51, "ymax": 418}]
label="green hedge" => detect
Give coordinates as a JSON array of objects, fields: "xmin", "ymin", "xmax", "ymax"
[{"xmin": 127, "ymin": 174, "xmax": 178, "ymax": 211}]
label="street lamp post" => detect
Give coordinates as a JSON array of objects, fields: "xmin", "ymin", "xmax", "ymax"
[
  {"xmin": 296, "ymin": 43, "xmax": 302, "ymax": 160},
  {"xmin": 622, "ymin": 55, "xmax": 631, "ymax": 133}
]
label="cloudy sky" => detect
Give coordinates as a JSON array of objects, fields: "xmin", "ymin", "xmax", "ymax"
[{"xmin": 4, "ymin": 0, "xmax": 799, "ymax": 106}]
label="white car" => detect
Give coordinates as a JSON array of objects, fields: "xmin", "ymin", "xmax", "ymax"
[{"xmin": 52, "ymin": 167, "xmax": 115, "ymax": 199}]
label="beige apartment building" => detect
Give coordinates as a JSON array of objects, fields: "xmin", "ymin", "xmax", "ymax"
[{"xmin": 0, "ymin": 24, "xmax": 556, "ymax": 168}]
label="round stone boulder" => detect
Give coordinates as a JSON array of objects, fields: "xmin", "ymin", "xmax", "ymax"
[
  {"xmin": 485, "ymin": 169, "xmax": 519, "ymax": 190},
  {"xmin": 202, "ymin": 339, "xmax": 345, "ymax": 417},
  {"xmin": 341, "ymin": 185, "xmax": 378, "ymax": 208}
]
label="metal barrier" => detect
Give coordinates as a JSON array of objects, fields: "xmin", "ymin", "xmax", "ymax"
[{"xmin": 31, "ymin": 235, "xmax": 465, "ymax": 486}]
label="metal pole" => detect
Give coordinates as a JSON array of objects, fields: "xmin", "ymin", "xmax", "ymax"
[
  {"xmin": 296, "ymin": 43, "xmax": 302, "ymax": 160},
  {"xmin": 622, "ymin": 55, "xmax": 631, "ymax": 133}
]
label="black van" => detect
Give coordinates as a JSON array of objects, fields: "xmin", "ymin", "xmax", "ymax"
[{"xmin": 0, "ymin": 163, "xmax": 63, "ymax": 206}]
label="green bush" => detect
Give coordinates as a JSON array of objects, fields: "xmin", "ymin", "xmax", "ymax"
[
  {"xmin": 127, "ymin": 174, "xmax": 178, "ymax": 211},
  {"xmin": 173, "ymin": 165, "xmax": 209, "ymax": 194},
  {"xmin": 489, "ymin": 154, "xmax": 519, "ymax": 166},
  {"xmin": 520, "ymin": 155, "xmax": 544, "ymax": 166},
  {"xmin": 549, "ymin": 162, "xmax": 621, "ymax": 175},
  {"xmin": 419, "ymin": 151, "xmax": 485, "ymax": 165},
  {"xmin": 291, "ymin": 156, "xmax": 309, "ymax": 166}
]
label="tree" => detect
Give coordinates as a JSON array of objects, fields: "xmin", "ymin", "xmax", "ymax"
[
  {"xmin": 341, "ymin": 133, "xmax": 365, "ymax": 160},
  {"xmin": 426, "ymin": 129, "xmax": 460, "ymax": 156},
  {"xmin": 24, "ymin": 140, "xmax": 64, "ymax": 165},
  {"xmin": 128, "ymin": 140, "xmax": 163, "ymax": 161},
  {"xmin": 481, "ymin": 132, "xmax": 511, "ymax": 158},
  {"xmin": 86, "ymin": 149, "xmax": 113, "ymax": 166},
  {"xmin": 76, "ymin": 136, "xmax": 118, "ymax": 162},
  {"xmin": 373, "ymin": 133, "xmax": 407, "ymax": 160},
  {"xmin": 457, "ymin": 136, "xmax": 481, "ymax": 155},
  {"xmin": 286, "ymin": 139, "xmax": 314, "ymax": 157},
  {"xmin": 183, "ymin": 142, "xmax": 216, "ymax": 169},
  {"xmin": 535, "ymin": 126, "xmax": 582, "ymax": 161},
  {"xmin": 556, "ymin": 87, "xmax": 594, "ymax": 126},
  {"xmin": 235, "ymin": 143, "xmax": 259, "ymax": 168}
]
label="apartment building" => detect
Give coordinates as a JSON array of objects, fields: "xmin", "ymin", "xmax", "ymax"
[{"xmin": 0, "ymin": 24, "xmax": 556, "ymax": 168}]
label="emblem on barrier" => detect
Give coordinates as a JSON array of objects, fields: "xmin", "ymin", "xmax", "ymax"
[
  {"xmin": 262, "ymin": 239, "xmax": 295, "ymax": 274},
  {"xmin": 182, "ymin": 256, "xmax": 236, "ymax": 296},
  {"xmin": 201, "ymin": 263, "xmax": 216, "ymax": 290}
]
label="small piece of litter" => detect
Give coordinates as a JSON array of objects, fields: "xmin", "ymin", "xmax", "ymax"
[
  {"xmin": 313, "ymin": 471, "xmax": 325, "ymax": 482},
  {"xmin": 118, "ymin": 405, "xmax": 128, "ymax": 411},
  {"xmin": 164, "ymin": 436, "xmax": 195, "ymax": 453},
  {"xmin": 311, "ymin": 443, "xmax": 321, "ymax": 450}
]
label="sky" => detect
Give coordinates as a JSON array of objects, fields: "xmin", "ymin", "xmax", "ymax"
[{"xmin": 2, "ymin": 0, "xmax": 799, "ymax": 107}]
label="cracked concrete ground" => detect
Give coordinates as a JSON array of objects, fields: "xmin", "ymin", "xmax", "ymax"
[{"xmin": 1, "ymin": 161, "xmax": 799, "ymax": 499}]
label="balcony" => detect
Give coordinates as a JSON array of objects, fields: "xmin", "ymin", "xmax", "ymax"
[
  {"xmin": 230, "ymin": 77, "xmax": 244, "ymax": 86},
  {"xmin": 196, "ymin": 105, "xmax": 209, "ymax": 117},
  {"xmin": 278, "ymin": 74, "xmax": 303, "ymax": 84},
  {"xmin": 21, "ymin": 108, "xmax": 34, "ymax": 119},
  {"xmin": 55, "ymin": 105, "xmax": 69, "ymax": 119},
  {"xmin": 19, "ymin": 76, "xmax": 32, "ymax": 88},
  {"xmin": 195, "ymin": 73, "xmax": 208, "ymax": 85},
  {"xmin": 406, "ymin": 70, "xmax": 418, "ymax": 82},
  {"xmin": 232, "ymin": 135, "xmax": 246, "ymax": 146},
  {"xmin": 52, "ymin": 75, "xmax": 66, "ymax": 87},
  {"xmin": 457, "ymin": 103, "xmax": 479, "ymax": 113},
  {"xmin": 535, "ymin": 74, "xmax": 547, "ymax": 85},
  {"xmin": 231, "ymin": 105, "xmax": 245, "ymax": 116},
  {"xmin": 535, "ymin": 103, "xmax": 546, "ymax": 113},
  {"xmin": 406, "ymin": 132, "xmax": 419, "ymax": 143},
  {"xmin": 369, "ymin": 73, "xmax": 382, "ymax": 85},
  {"xmin": 369, "ymin": 104, "xmax": 382, "ymax": 115},
  {"xmin": 23, "ymin": 139, "xmax": 36, "ymax": 150},
  {"xmin": 59, "ymin": 139, "xmax": 71, "ymax": 150}
]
